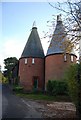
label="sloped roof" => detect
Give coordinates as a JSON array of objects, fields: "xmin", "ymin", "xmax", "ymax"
[
  {"xmin": 47, "ymin": 15, "xmax": 69, "ymax": 56},
  {"xmin": 21, "ymin": 26, "xmax": 44, "ymax": 58}
]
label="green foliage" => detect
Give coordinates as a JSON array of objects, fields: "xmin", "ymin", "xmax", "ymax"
[
  {"xmin": 3, "ymin": 57, "xmax": 18, "ymax": 83},
  {"xmin": 0, "ymin": 72, "xmax": 2, "ymax": 83},
  {"xmin": 46, "ymin": 80, "xmax": 68, "ymax": 96},
  {"xmin": 64, "ymin": 63, "xmax": 81, "ymax": 105},
  {"xmin": 64, "ymin": 63, "xmax": 81, "ymax": 118},
  {"xmin": 12, "ymin": 85, "xmax": 23, "ymax": 92},
  {"xmin": 46, "ymin": 80, "xmax": 53, "ymax": 95},
  {"xmin": 0, "ymin": 72, "xmax": 8, "ymax": 84},
  {"xmin": 2, "ymin": 76, "xmax": 8, "ymax": 84},
  {"xmin": 4, "ymin": 57, "xmax": 18, "ymax": 70}
]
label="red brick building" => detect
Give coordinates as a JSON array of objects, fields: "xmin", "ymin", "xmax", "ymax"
[
  {"xmin": 45, "ymin": 15, "xmax": 77, "ymax": 89},
  {"xmin": 19, "ymin": 25, "xmax": 45, "ymax": 91},
  {"xmin": 18, "ymin": 15, "xmax": 77, "ymax": 91}
]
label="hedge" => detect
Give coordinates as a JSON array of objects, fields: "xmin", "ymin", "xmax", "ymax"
[{"xmin": 46, "ymin": 80, "xmax": 68, "ymax": 96}]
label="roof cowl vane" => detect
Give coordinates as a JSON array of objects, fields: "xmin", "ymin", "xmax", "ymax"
[{"xmin": 32, "ymin": 21, "xmax": 37, "ymax": 29}]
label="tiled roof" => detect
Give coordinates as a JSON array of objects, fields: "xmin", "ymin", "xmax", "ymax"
[
  {"xmin": 21, "ymin": 26, "xmax": 44, "ymax": 58},
  {"xmin": 47, "ymin": 15, "xmax": 71, "ymax": 56}
]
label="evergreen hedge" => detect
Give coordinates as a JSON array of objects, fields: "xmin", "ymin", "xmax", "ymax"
[{"xmin": 46, "ymin": 80, "xmax": 68, "ymax": 96}]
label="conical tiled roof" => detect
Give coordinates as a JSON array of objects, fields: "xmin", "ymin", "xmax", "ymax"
[
  {"xmin": 21, "ymin": 25, "xmax": 44, "ymax": 58},
  {"xmin": 47, "ymin": 14, "xmax": 68, "ymax": 56}
]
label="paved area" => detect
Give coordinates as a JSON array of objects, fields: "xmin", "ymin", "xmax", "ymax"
[{"xmin": 2, "ymin": 84, "xmax": 42, "ymax": 119}]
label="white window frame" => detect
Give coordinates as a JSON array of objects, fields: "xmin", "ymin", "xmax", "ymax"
[
  {"xmin": 32, "ymin": 58, "xmax": 35, "ymax": 64},
  {"xmin": 25, "ymin": 58, "xmax": 27, "ymax": 64},
  {"xmin": 64, "ymin": 54, "xmax": 67, "ymax": 61},
  {"xmin": 71, "ymin": 55, "xmax": 74, "ymax": 62}
]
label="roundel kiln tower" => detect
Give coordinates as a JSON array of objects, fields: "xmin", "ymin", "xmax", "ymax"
[
  {"xmin": 19, "ymin": 24, "xmax": 45, "ymax": 91},
  {"xmin": 45, "ymin": 15, "xmax": 77, "ymax": 87}
]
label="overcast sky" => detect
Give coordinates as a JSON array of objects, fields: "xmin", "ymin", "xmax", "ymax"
[{"xmin": 0, "ymin": 0, "xmax": 80, "ymax": 71}]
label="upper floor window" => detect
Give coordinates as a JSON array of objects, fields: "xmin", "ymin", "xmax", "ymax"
[
  {"xmin": 71, "ymin": 55, "xmax": 74, "ymax": 62},
  {"xmin": 25, "ymin": 58, "xmax": 27, "ymax": 64},
  {"xmin": 64, "ymin": 54, "xmax": 67, "ymax": 61},
  {"xmin": 32, "ymin": 58, "xmax": 35, "ymax": 64}
]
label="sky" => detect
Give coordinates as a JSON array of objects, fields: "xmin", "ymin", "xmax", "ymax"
[{"xmin": 0, "ymin": 0, "xmax": 80, "ymax": 71}]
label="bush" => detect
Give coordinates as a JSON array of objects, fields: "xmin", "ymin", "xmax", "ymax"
[
  {"xmin": 64, "ymin": 64, "xmax": 78, "ymax": 104},
  {"xmin": 46, "ymin": 80, "xmax": 68, "ymax": 96},
  {"xmin": 46, "ymin": 80, "xmax": 53, "ymax": 95},
  {"xmin": 12, "ymin": 86, "xmax": 23, "ymax": 92},
  {"xmin": 64, "ymin": 63, "xmax": 81, "ymax": 118},
  {"xmin": 2, "ymin": 76, "xmax": 8, "ymax": 84}
]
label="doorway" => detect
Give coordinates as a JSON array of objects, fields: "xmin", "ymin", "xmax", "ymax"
[{"xmin": 33, "ymin": 76, "xmax": 38, "ymax": 90}]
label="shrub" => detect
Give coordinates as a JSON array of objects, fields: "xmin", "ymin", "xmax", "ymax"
[
  {"xmin": 46, "ymin": 80, "xmax": 68, "ymax": 96},
  {"xmin": 12, "ymin": 85, "xmax": 23, "ymax": 92},
  {"xmin": 64, "ymin": 64, "xmax": 79, "ymax": 104},
  {"xmin": 46, "ymin": 80, "xmax": 53, "ymax": 95},
  {"xmin": 64, "ymin": 63, "xmax": 81, "ymax": 118}
]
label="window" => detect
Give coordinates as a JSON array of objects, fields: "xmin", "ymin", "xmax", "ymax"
[
  {"xmin": 71, "ymin": 55, "xmax": 73, "ymax": 62},
  {"xmin": 64, "ymin": 54, "xmax": 67, "ymax": 61},
  {"xmin": 25, "ymin": 58, "xmax": 27, "ymax": 64},
  {"xmin": 32, "ymin": 58, "xmax": 35, "ymax": 64}
]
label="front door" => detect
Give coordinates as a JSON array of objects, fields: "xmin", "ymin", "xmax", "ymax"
[{"xmin": 33, "ymin": 77, "xmax": 38, "ymax": 90}]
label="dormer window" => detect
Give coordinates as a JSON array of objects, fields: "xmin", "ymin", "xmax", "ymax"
[
  {"xmin": 25, "ymin": 58, "xmax": 27, "ymax": 64},
  {"xmin": 71, "ymin": 55, "xmax": 73, "ymax": 62},
  {"xmin": 32, "ymin": 58, "xmax": 35, "ymax": 64},
  {"xmin": 64, "ymin": 54, "xmax": 67, "ymax": 61}
]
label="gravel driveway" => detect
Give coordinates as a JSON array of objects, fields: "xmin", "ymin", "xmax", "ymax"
[{"xmin": 23, "ymin": 98, "xmax": 76, "ymax": 118}]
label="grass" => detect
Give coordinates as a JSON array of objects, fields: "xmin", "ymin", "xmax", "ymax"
[
  {"xmin": 12, "ymin": 85, "xmax": 23, "ymax": 91},
  {"xmin": 16, "ymin": 92, "xmax": 71, "ymax": 102}
]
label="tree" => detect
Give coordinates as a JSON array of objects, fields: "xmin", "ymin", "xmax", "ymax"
[
  {"xmin": 4, "ymin": 57, "xmax": 18, "ymax": 84},
  {"xmin": 45, "ymin": 0, "xmax": 81, "ymax": 58},
  {"xmin": 65, "ymin": 63, "xmax": 81, "ymax": 118}
]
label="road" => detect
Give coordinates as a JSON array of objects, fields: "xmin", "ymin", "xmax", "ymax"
[
  {"xmin": 0, "ymin": 83, "xmax": 2, "ymax": 120},
  {"xmin": 2, "ymin": 84, "xmax": 43, "ymax": 119}
]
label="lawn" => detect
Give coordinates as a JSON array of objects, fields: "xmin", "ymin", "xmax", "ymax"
[{"xmin": 16, "ymin": 92, "xmax": 71, "ymax": 102}]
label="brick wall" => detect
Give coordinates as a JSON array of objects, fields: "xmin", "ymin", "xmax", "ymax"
[
  {"xmin": 45, "ymin": 53, "xmax": 77, "ymax": 89},
  {"xmin": 19, "ymin": 57, "xmax": 44, "ymax": 91}
]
